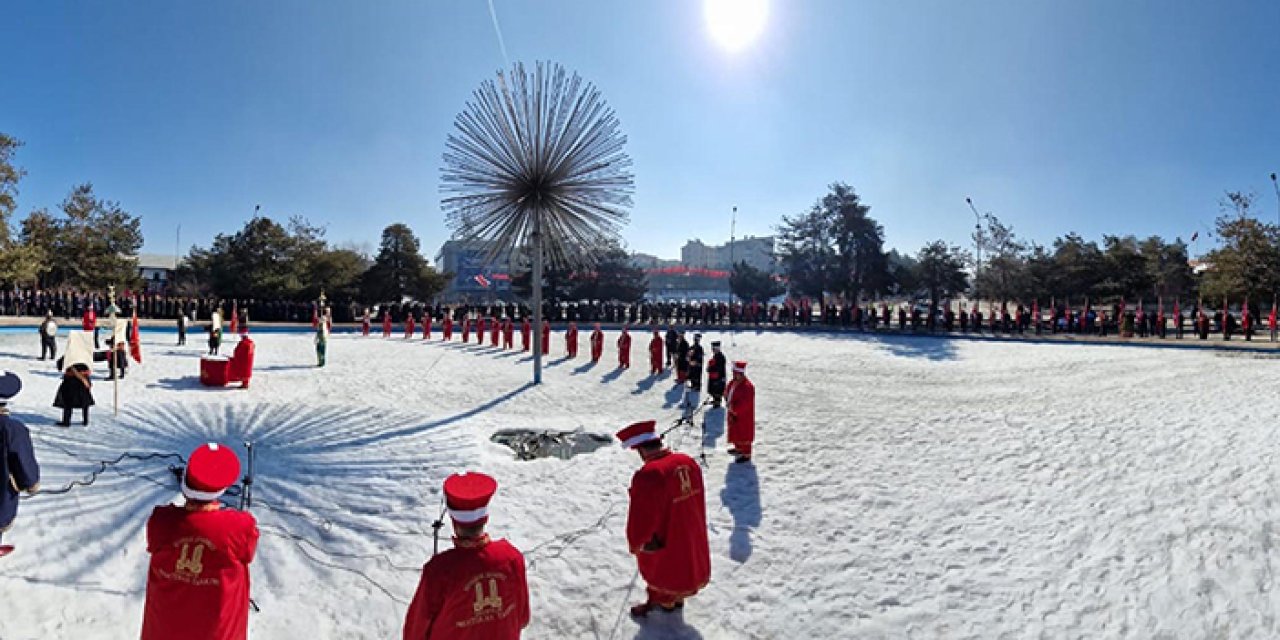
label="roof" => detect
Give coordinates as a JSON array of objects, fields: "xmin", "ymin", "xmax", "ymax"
[{"xmin": 135, "ymin": 253, "xmax": 179, "ymax": 270}]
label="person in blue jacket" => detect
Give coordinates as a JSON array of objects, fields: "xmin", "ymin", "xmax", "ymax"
[{"xmin": 1, "ymin": 370, "xmax": 40, "ymax": 559}]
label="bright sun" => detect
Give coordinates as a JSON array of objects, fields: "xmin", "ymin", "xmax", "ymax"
[{"xmin": 704, "ymin": 0, "xmax": 768, "ymax": 52}]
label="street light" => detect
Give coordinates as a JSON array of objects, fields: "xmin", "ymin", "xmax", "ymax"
[
  {"xmin": 966, "ymin": 197, "xmax": 982, "ymax": 304},
  {"xmin": 1271, "ymin": 172, "xmax": 1279, "ymax": 227}
]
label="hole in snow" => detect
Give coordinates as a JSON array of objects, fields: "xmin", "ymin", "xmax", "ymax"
[{"xmin": 490, "ymin": 429, "xmax": 613, "ymax": 461}]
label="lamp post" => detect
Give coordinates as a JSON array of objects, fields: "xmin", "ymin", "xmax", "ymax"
[
  {"xmin": 966, "ymin": 197, "xmax": 983, "ymax": 305},
  {"xmin": 1271, "ymin": 173, "xmax": 1279, "ymax": 227}
]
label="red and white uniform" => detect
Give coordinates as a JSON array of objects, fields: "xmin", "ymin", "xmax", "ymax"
[
  {"xmin": 229, "ymin": 336, "xmax": 254, "ymax": 389},
  {"xmin": 648, "ymin": 332, "xmax": 663, "ymax": 375},
  {"xmin": 616, "ymin": 328, "xmax": 631, "ymax": 368},
  {"xmin": 403, "ymin": 472, "xmax": 530, "ymax": 640},
  {"xmin": 589, "ymin": 326, "xmax": 604, "ymax": 362},
  {"xmin": 617, "ymin": 421, "xmax": 711, "ymax": 608},
  {"xmin": 726, "ymin": 362, "xmax": 756, "ymax": 458},
  {"xmin": 566, "ymin": 323, "xmax": 579, "ymax": 358},
  {"xmin": 142, "ymin": 444, "xmax": 258, "ymax": 640}
]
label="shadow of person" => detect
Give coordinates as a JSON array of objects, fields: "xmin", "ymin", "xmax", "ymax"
[
  {"xmin": 701, "ymin": 407, "xmax": 725, "ymax": 449},
  {"xmin": 721, "ymin": 462, "xmax": 760, "ymax": 563},
  {"xmin": 572, "ymin": 360, "xmax": 598, "ymax": 375},
  {"xmin": 545, "ymin": 355, "xmax": 572, "ymax": 368},
  {"xmin": 600, "ymin": 367, "xmax": 625, "ymax": 384},
  {"xmin": 662, "ymin": 382, "xmax": 685, "ymax": 409},
  {"xmin": 631, "ymin": 610, "xmax": 705, "ymax": 639},
  {"xmin": 147, "ymin": 377, "xmax": 223, "ymax": 391}
]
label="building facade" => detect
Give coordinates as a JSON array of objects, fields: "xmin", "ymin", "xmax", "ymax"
[
  {"xmin": 435, "ymin": 240, "xmax": 515, "ymax": 302},
  {"xmin": 680, "ymin": 236, "xmax": 776, "ymax": 273}
]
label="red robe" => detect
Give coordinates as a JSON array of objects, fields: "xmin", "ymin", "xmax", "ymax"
[
  {"xmin": 626, "ymin": 450, "xmax": 711, "ymax": 604},
  {"xmin": 462, "ymin": 319, "xmax": 471, "ymax": 343},
  {"xmin": 479, "ymin": 318, "xmax": 490, "ymax": 344},
  {"xmin": 229, "ymin": 338, "xmax": 255, "ymax": 387},
  {"xmin": 443, "ymin": 317, "xmax": 453, "ymax": 341},
  {"xmin": 82, "ymin": 308, "xmax": 97, "ymax": 332},
  {"xmin": 362, "ymin": 315, "xmax": 371, "ymax": 336},
  {"xmin": 611, "ymin": 332, "xmax": 627, "ymax": 368},
  {"xmin": 142, "ymin": 505, "xmax": 259, "ymax": 640},
  {"xmin": 228, "ymin": 307, "xmax": 238, "ymax": 335},
  {"xmin": 405, "ymin": 315, "xmax": 416, "ymax": 339},
  {"xmin": 589, "ymin": 329, "xmax": 604, "ymax": 362},
  {"xmin": 566, "ymin": 324, "xmax": 579, "ymax": 357},
  {"xmin": 423, "ymin": 316, "xmax": 432, "ymax": 340},
  {"xmin": 382, "ymin": 312, "xmax": 393, "ymax": 338},
  {"xmin": 648, "ymin": 334, "xmax": 663, "ymax": 374},
  {"xmin": 541, "ymin": 323, "xmax": 550, "ymax": 355},
  {"xmin": 520, "ymin": 320, "xmax": 530, "ymax": 351},
  {"xmin": 403, "ymin": 535, "xmax": 530, "ymax": 640},
  {"xmin": 617, "ymin": 331, "xmax": 631, "ymax": 368},
  {"xmin": 726, "ymin": 376, "xmax": 756, "ymax": 456},
  {"xmin": 490, "ymin": 318, "xmax": 500, "ymax": 346},
  {"xmin": 502, "ymin": 320, "xmax": 514, "ymax": 349}
]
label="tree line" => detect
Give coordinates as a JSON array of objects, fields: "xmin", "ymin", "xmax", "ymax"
[{"xmin": 743, "ymin": 180, "xmax": 1278, "ymax": 312}]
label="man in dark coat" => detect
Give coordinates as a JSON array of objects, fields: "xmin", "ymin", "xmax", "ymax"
[
  {"xmin": 706, "ymin": 341, "xmax": 727, "ymax": 407},
  {"xmin": 687, "ymin": 334, "xmax": 705, "ymax": 394},
  {"xmin": 674, "ymin": 332, "xmax": 690, "ymax": 384},
  {"xmin": 664, "ymin": 328, "xmax": 679, "ymax": 369},
  {"xmin": 39, "ymin": 312, "xmax": 58, "ymax": 361},
  {"xmin": 54, "ymin": 363, "xmax": 94, "ymax": 427},
  {"xmin": 1, "ymin": 371, "xmax": 40, "ymax": 558}
]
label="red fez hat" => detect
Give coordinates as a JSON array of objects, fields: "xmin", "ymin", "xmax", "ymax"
[
  {"xmin": 444, "ymin": 472, "xmax": 498, "ymax": 525},
  {"xmin": 182, "ymin": 442, "xmax": 241, "ymax": 501},
  {"xmin": 616, "ymin": 420, "xmax": 659, "ymax": 449},
  {"xmin": 732, "ymin": 360, "xmax": 748, "ymax": 373}
]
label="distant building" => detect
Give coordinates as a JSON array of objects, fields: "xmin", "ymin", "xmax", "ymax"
[
  {"xmin": 135, "ymin": 253, "xmax": 178, "ymax": 293},
  {"xmin": 680, "ymin": 236, "xmax": 776, "ymax": 273},
  {"xmin": 435, "ymin": 240, "xmax": 515, "ymax": 302},
  {"xmin": 629, "ymin": 252, "xmax": 680, "ymax": 270}
]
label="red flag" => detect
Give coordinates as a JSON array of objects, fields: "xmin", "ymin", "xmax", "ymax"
[
  {"xmin": 129, "ymin": 305, "xmax": 143, "ymax": 364},
  {"xmin": 474, "ymin": 274, "xmax": 492, "ymax": 288}
]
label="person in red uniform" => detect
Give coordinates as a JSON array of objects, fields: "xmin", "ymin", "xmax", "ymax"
[
  {"xmin": 520, "ymin": 318, "xmax": 531, "ymax": 351},
  {"xmin": 502, "ymin": 317, "xmax": 514, "ymax": 349},
  {"xmin": 616, "ymin": 325, "xmax": 631, "ymax": 369},
  {"xmin": 589, "ymin": 323, "xmax": 604, "ymax": 363},
  {"xmin": 565, "ymin": 322, "xmax": 579, "ymax": 358},
  {"xmin": 383, "ymin": 310, "xmax": 393, "ymax": 338},
  {"xmin": 142, "ymin": 443, "xmax": 258, "ymax": 640},
  {"xmin": 648, "ymin": 329, "xmax": 663, "ymax": 375},
  {"xmin": 82, "ymin": 305, "xmax": 99, "ymax": 347},
  {"xmin": 228, "ymin": 333, "xmax": 255, "ymax": 390},
  {"xmin": 403, "ymin": 472, "xmax": 530, "ymax": 640},
  {"xmin": 490, "ymin": 316, "xmax": 501, "ymax": 346},
  {"xmin": 540, "ymin": 321, "xmax": 550, "ymax": 355},
  {"xmin": 479, "ymin": 316, "xmax": 490, "ymax": 345},
  {"xmin": 616, "ymin": 420, "xmax": 711, "ymax": 618},
  {"xmin": 361, "ymin": 309, "xmax": 371, "ymax": 337},
  {"xmin": 462, "ymin": 316, "xmax": 471, "ymax": 343},
  {"xmin": 443, "ymin": 315, "xmax": 454, "ymax": 341},
  {"xmin": 725, "ymin": 361, "xmax": 756, "ymax": 464},
  {"xmin": 406, "ymin": 313, "xmax": 416, "ymax": 339},
  {"xmin": 424, "ymin": 313, "xmax": 433, "ymax": 341}
]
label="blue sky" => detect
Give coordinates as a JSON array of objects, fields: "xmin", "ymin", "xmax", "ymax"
[{"xmin": 3, "ymin": 0, "xmax": 1278, "ymax": 262}]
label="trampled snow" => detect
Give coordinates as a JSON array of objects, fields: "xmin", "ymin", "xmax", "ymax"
[{"xmin": 0, "ymin": 329, "xmax": 1275, "ymax": 639}]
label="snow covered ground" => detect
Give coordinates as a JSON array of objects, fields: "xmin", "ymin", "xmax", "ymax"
[{"xmin": 1, "ymin": 328, "xmax": 1278, "ymax": 639}]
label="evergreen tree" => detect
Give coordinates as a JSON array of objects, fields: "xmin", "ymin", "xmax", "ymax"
[
  {"xmin": 360, "ymin": 223, "xmax": 447, "ymax": 302},
  {"xmin": 729, "ymin": 260, "xmax": 784, "ymax": 303},
  {"xmin": 567, "ymin": 243, "xmax": 648, "ymax": 302}
]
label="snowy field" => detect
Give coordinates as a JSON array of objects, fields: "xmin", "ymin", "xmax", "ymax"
[{"xmin": 1, "ymin": 328, "xmax": 1278, "ymax": 639}]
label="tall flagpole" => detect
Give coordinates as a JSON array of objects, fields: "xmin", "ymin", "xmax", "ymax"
[{"xmin": 730, "ymin": 205, "xmax": 738, "ymax": 346}]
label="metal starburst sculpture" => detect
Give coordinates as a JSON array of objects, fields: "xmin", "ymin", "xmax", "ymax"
[{"xmin": 442, "ymin": 61, "xmax": 634, "ymax": 384}]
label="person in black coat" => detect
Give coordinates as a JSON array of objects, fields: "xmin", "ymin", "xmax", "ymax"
[
  {"xmin": 675, "ymin": 332, "xmax": 691, "ymax": 384},
  {"xmin": 706, "ymin": 341, "xmax": 727, "ymax": 406},
  {"xmin": 1, "ymin": 371, "xmax": 40, "ymax": 558},
  {"xmin": 54, "ymin": 363, "xmax": 94, "ymax": 427},
  {"xmin": 687, "ymin": 334, "xmax": 705, "ymax": 393},
  {"xmin": 664, "ymin": 328, "xmax": 679, "ymax": 368}
]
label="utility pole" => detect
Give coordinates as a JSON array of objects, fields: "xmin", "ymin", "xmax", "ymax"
[{"xmin": 966, "ymin": 197, "xmax": 983, "ymax": 305}]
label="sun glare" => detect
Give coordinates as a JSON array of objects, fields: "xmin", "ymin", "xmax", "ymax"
[{"xmin": 704, "ymin": 0, "xmax": 768, "ymax": 53}]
